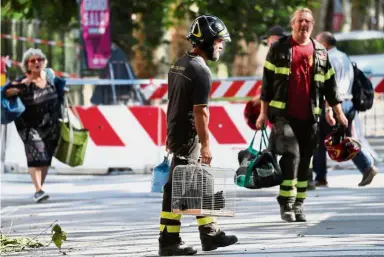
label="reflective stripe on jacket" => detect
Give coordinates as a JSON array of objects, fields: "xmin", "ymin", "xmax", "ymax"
[{"xmin": 260, "ymin": 36, "xmax": 341, "ymax": 123}]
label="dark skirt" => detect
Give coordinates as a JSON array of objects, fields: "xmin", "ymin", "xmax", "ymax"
[{"xmin": 17, "ymin": 126, "xmax": 60, "ymax": 167}]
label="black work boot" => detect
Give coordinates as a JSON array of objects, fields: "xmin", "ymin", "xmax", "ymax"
[
  {"xmin": 277, "ymin": 196, "xmax": 295, "ymax": 222},
  {"xmin": 158, "ymin": 231, "xmax": 197, "ymax": 256},
  {"xmin": 293, "ymin": 200, "xmax": 306, "ymax": 222},
  {"xmin": 200, "ymin": 230, "xmax": 238, "ymax": 251}
]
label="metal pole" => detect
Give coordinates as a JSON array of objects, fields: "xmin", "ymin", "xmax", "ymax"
[
  {"xmin": 125, "ymin": 62, "xmax": 144, "ymax": 104},
  {"xmin": 108, "ymin": 62, "xmax": 117, "ymax": 104},
  {"xmin": 1, "ymin": 125, "xmax": 8, "ymax": 173}
]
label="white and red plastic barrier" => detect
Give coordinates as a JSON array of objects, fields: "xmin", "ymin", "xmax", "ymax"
[
  {"xmin": 139, "ymin": 76, "xmax": 384, "ymax": 100},
  {"xmin": 4, "ymin": 103, "xmax": 264, "ymax": 174}
]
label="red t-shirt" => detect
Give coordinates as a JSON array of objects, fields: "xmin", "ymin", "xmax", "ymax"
[{"xmin": 287, "ymin": 38, "xmax": 314, "ymax": 120}]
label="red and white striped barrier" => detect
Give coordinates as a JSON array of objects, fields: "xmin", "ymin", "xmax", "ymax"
[
  {"xmin": 1, "ymin": 33, "xmax": 81, "ymax": 49},
  {"xmin": 4, "ymin": 104, "xmax": 262, "ymax": 174},
  {"xmin": 141, "ymin": 80, "xmax": 263, "ymax": 101},
  {"xmin": 142, "ymin": 76, "xmax": 384, "ymax": 100}
]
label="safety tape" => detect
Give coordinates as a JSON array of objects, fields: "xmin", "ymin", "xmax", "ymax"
[
  {"xmin": 5, "ymin": 59, "xmax": 79, "ymax": 78},
  {"xmin": 1, "ymin": 33, "xmax": 81, "ymax": 49}
]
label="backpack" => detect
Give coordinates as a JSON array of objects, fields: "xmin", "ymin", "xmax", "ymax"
[{"xmin": 351, "ymin": 62, "xmax": 374, "ymax": 112}]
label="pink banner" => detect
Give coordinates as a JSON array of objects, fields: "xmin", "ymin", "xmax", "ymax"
[{"xmin": 80, "ymin": 0, "xmax": 111, "ymax": 69}]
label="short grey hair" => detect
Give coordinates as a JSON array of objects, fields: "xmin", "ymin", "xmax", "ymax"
[
  {"xmin": 21, "ymin": 48, "xmax": 48, "ymax": 73},
  {"xmin": 290, "ymin": 7, "xmax": 314, "ymax": 24}
]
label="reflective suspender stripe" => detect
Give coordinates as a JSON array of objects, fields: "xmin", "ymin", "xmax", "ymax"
[{"xmin": 269, "ymin": 100, "xmax": 286, "ymax": 109}]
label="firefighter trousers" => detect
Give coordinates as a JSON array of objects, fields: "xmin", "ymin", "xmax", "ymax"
[
  {"xmin": 160, "ymin": 147, "xmax": 217, "ymax": 238},
  {"xmin": 269, "ymin": 117, "xmax": 318, "ymax": 203}
]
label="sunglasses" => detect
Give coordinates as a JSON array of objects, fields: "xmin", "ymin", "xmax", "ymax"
[{"xmin": 28, "ymin": 58, "xmax": 45, "ymax": 64}]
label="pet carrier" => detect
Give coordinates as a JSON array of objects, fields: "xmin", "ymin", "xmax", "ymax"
[{"xmin": 171, "ymin": 164, "xmax": 236, "ymax": 217}]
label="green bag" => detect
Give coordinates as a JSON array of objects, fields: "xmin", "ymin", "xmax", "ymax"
[
  {"xmin": 235, "ymin": 128, "xmax": 269, "ymax": 188},
  {"xmin": 54, "ymin": 95, "xmax": 89, "ymax": 167}
]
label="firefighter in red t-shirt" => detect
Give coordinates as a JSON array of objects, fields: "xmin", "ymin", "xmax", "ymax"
[{"xmin": 256, "ymin": 8, "xmax": 348, "ymax": 222}]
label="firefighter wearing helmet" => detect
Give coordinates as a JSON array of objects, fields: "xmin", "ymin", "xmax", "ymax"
[{"xmin": 157, "ymin": 15, "xmax": 237, "ymax": 256}]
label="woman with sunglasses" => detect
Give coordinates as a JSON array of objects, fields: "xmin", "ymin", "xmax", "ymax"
[{"xmin": 4, "ymin": 48, "xmax": 67, "ymax": 203}]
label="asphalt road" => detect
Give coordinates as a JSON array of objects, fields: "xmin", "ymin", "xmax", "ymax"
[{"xmin": 1, "ymin": 166, "xmax": 384, "ymax": 257}]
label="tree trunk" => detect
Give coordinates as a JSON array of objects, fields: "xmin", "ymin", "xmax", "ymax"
[
  {"xmin": 169, "ymin": 23, "xmax": 190, "ymax": 64},
  {"xmin": 312, "ymin": 0, "xmax": 330, "ymax": 35},
  {"xmin": 351, "ymin": 0, "xmax": 369, "ymax": 30},
  {"xmin": 132, "ymin": 14, "xmax": 157, "ymax": 78},
  {"xmin": 232, "ymin": 40, "xmax": 258, "ymax": 76},
  {"xmin": 341, "ymin": 0, "xmax": 352, "ymax": 32}
]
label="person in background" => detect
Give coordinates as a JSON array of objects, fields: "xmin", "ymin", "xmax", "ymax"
[
  {"xmin": 312, "ymin": 31, "xmax": 379, "ymax": 188},
  {"xmin": 256, "ymin": 8, "xmax": 348, "ymax": 222},
  {"xmin": 3, "ymin": 48, "xmax": 67, "ymax": 203}
]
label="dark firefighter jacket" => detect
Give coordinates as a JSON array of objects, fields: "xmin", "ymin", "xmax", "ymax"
[{"xmin": 260, "ymin": 35, "xmax": 341, "ymax": 123}]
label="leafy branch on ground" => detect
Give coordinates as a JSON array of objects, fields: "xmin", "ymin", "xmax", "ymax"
[
  {"xmin": 0, "ymin": 220, "xmax": 67, "ymax": 254},
  {"xmin": 0, "ymin": 234, "xmax": 44, "ymax": 254}
]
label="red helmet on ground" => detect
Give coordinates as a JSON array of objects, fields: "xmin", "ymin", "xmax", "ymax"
[
  {"xmin": 324, "ymin": 126, "xmax": 361, "ymax": 162},
  {"xmin": 244, "ymin": 100, "xmax": 261, "ymax": 130}
]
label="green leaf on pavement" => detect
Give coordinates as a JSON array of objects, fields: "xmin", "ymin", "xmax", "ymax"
[{"xmin": 51, "ymin": 224, "xmax": 67, "ymax": 249}]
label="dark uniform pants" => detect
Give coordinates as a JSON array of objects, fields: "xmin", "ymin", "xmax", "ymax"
[
  {"xmin": 269, "ymin": 117, "xmax": 318, "ymax": 203},
  {"xmin": 160, "ymin": 142, "xmax": 217, "ymax": 236}
]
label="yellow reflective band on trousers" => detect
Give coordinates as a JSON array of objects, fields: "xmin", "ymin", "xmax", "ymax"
[
  {"xmin": 196, "ymin": 217, "xmax": 215, "ymax": 226},
  {"xmin": 296, "ymin": 181, "xmax": 308, "ymax": 188},
  {"xmin": 313, "ymin": 107, "xmax": 322, "ymax": 115},
  {"xmin": 269, "ymin": 100, "xmax": 286, "ymax": 109},
  {"xmin": 281, "ymin": 179, "xmax": 297, "ymax": 187},
  {"xmin": 159, "ymin": 224, "xmax": 181, "ymax": 233},
  {"xmin": 296, "ymin": 192, "xmax": 307, "ymax": 199},
  {"xmin": 160, "ymin": 211, "xmax": 182, "ymax": 221},
  {"xmin": 279, "ymin": 189, "xmax": 297, "ymax": 197}
]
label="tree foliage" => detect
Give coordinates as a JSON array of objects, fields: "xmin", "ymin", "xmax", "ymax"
[
  {"xmin": 1, "ymin": 0, "xmax": 79, "ymax": 30},
  {"xmin": 1, "ymin": 0, "xmax": 320, "ymax": 76}
]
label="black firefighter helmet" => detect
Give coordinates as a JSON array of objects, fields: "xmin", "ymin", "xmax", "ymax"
[{"xmin": 186, "ymin": 15, "xmax": 231, "ymax": 60}]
